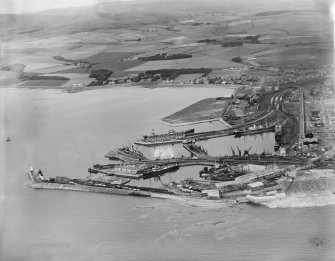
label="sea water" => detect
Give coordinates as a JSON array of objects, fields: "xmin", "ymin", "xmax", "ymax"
[{"xmin": 1, "ymin": 87, "xmax": 335, "ymax": 261}]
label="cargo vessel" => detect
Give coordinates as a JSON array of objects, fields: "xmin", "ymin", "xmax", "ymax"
[
  {"xmin": 135, "ymin": 129, "xmax": 195, "ymax": 146},
  {"xmin": 142, "ymin": 165, "xmax": 180, "ymax": 179},
  {"xmin": 105, "ymin": 146, "xmax": 146, "ymax": 162},
  {"xmin": 87, "ymin": 163, "xmax": 180, "ymax": 179}
]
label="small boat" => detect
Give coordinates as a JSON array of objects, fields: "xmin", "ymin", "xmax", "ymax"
[
  {"xmin": 245, "ymin": 190, "xmax": 286, "ymax": 204},
  {"xmin": 6, "ymin": 137, "xmax": 11, "ymax": 142}
]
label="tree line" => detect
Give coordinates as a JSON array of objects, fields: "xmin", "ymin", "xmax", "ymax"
[{"xmin": 138, "ymin": 53, "xmax": 192, "ymax": 61}]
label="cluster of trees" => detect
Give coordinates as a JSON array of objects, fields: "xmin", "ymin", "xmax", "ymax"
[
  {"xmin": 21, "ymin": 75, "xmax": 69, "ymax": 81},
  {"xmin": 53, "ymin": 55, "xmax": 91, "ymax": 68},
  {"xmin": 138, "ymin": 53, "xmax": 192, "ymax": 61},
  {"xmin": 53, "ymin": 55, "xmax": 74, "ymax": 63},
  {"xmin": 89, "ymin": 69, "xmax": 113, "ymax": 83},
  {"xmin": 232, "ymin": 57, "xmax": 242, "ymax": 63},
  {"xmin": 131, "ymin": 73, "xmax": 144, "ymax": 82},
  {"xmin": 255, "ymin": 11, "xmax": 287, "ymax": 16},
  {"xmin": 243, "ymin": 35, "xmax": 261, "ymax": 44},
  {"xmin": 221, "ymin": 41, "xmax": 243, "ymax": 47},
  {"xmin": 221, "ymin": 35, "xmax": 261, "ymax": 47},
  {"xmin": 145, "ymin": 68, "xmax": 212, "ymax": 80},
  {"xmin": 197, "ymin": 39, "xmax": 218, "ymax": 43},
  {"xmin": 125, "ymin": 38, "xmax": 141, "ymax": 42},
  {"xmin": 197, "ymin": 35, "xmax": 261, "ymax": 47}
]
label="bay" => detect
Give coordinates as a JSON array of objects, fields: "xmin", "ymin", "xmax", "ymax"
[{"xmin": 1, "ymin": 86, "xmax": 334, "ymax": 261}]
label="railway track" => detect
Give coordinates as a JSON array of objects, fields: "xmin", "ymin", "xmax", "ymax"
[{"xmin": 142, "ymin": 155, "xmax": 307, "ymax": 167}]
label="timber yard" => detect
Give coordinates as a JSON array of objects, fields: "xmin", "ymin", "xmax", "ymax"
[{"xmin": 27, "ymin": 67, "xmax": 335, "ymax": 206}]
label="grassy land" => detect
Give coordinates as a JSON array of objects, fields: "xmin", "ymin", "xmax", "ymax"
[
  {"xmin": 80, "ymin": 52, "xmax": 140, "ymax": 63},
  {"xmin": 162, "ymin": 97, "xmax": 231, "ymax": 125},
  {"xmin": 1, "ymin": 1, "xmax": 332, "ymax": 90},
  {"xmin": 93, "ymin": 60, "xmax": 144, "ymax": 73},
  {"xmin": 18, "ymin": 79, "xmax": 68, "ymax": 87}
]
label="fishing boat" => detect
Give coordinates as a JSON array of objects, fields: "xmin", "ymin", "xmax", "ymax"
[{"xmin": 6, "ymin": 137, "xmax": 11, "ymax": 142}]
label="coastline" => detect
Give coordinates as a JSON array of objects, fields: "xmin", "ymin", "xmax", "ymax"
[
  {"xmin": 1, "ymin": 82, "xmax": 240, "ymax": 93},
  {"xmin": 26, "ymin": 181, "xmax": 152, "ymax": 197},
  {"xmin": 160, "ymin": 118, "xmax": 232, "ymax": 128},
  {"xmin": 25, "ymin": 181, "xmax": 239, "ymax": 208}
]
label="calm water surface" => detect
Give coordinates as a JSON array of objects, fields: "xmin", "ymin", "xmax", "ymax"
[{"xmin": 1, "ymin": 87, "xmax": 335, "ymax": 261}]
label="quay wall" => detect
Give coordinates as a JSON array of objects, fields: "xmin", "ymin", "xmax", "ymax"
[{"xmin": 27, "ymin": 182, "xmax": 151, "ymax": 197}]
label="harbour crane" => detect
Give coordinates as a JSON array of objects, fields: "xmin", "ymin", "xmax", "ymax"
[
  {"xmin": 231, "ymin": 147, "xmax": 236, "ymax": 156},
  {"xmin": 244, "ymin": 146, "xmax": 252, "ymax": 156},
  {"xmin": 285, "ymin": 177, "xmax": 295, "ymax": 193},
  {"xmin": 237, "ymin": 146, "xmax": 242, "ymax": 157}
]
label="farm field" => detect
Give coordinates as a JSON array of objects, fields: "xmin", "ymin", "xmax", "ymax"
[
  {"xmin": 29, "ymin": 64, "xmax": 79, "ymax": 74},
  {"xmin": 17, "ymin": 79, "xmax": 69, "ymax": 87},
  {"xmin": 43, "ymin": 73, "xmax": 92, "ymax": 87},
  {"xmin": 253, "ymin": 46, "xmax": 333, "ymax": 66},
  {"xmin": 93, "ymin": 60, "xmax": 145, "ymax": 73},
  {"xmin": 174, "ymin": 73, "xmax": 204, "ymax": 81},
  {"xmin": 50, "ymin": 67, "xmax": 90, "ymax": 74},
  {"xmin": 250, "ymin": 11, "xmax": 332, "ymax": 37},
  {"xmin": 204, "ymin": 44, "xmax": 275, "ymax": 60},
  {"xmin": 130, "ymin": 46, "xmax": 200, "ymax": 60},
  {"xmin": 256, "ymin": 54, "xmax": 317, "ymax": 67},
  {"xmin": 207, "ymin": 69, "xmax": 243, "ymax": 78},
  {"xmin": 126, "ymin": 56, "xmax": 242, "ymax": 71},
  {"xmin": 0, "ymin": 0, "xmax": 332, "ymax": 90},
  {"xmin": 80, "ymin": 52, "xmax": 140, "ymax": 63},
  {"xmin": 259, "ymin": 35, "xmax": 330, "ymax": 44}
]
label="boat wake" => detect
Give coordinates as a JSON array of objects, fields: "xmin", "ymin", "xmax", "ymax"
[
  {"xmin": 259, "ymin": 171, "xmax": 335, "ymax": 208},
  {"xmin": 151, "ymin": 193, "xmax": 235, "ymax": 208},
  {"xmin": 261, "ymin": 191, "xmax": 335, "ymax": 208}
]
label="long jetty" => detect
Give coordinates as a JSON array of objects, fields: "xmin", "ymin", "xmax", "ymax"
[
  {"xmin": 142, "ymin": 155, "xmax": 307, "ymax": 167},
  {"xmin": 135, "ymin": 125, "xmax": 276, "ymax": 146}
]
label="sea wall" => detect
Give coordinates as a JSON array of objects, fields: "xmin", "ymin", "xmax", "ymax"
[{"xmin": 27, "ymin": 182, "xmax": 151, "ymax": 197}]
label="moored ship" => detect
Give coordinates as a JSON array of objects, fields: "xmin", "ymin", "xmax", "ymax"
[
  {"xmin": 142, "ymin": 164, "xmax": 180, "ymax": 179},
  {"xmin": 105, "ymin": 146, "xmax": 146, "ymax": 162},
  {"xmin": 135, "ymin": 129, "xmax": 195, "ymax": 146},
  {"xmin": 88, "ymin": 163, "xmax": 180, "ymax": 179}
]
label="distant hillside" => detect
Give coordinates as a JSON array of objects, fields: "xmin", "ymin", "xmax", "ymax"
[{"xmin": 0, "ymin": 0, "xmax": 329, "ymax": 40}]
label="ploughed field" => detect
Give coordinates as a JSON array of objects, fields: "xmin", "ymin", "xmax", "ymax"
[{"xmin": 0, "ymin": 1, "xmax": 332, "ymax": 90}]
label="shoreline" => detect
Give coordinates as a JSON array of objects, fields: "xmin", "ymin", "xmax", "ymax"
[
  {"xmin": 160, "ymin": 118, "xmax": 232, "ymax": 128},
  {"xmin": 25, "ymin": 181, "xmax": 240, "ymax": 208},
  {"xmin": 1, "ymin": 82, "xmax": 240, "ymax": 93}
]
